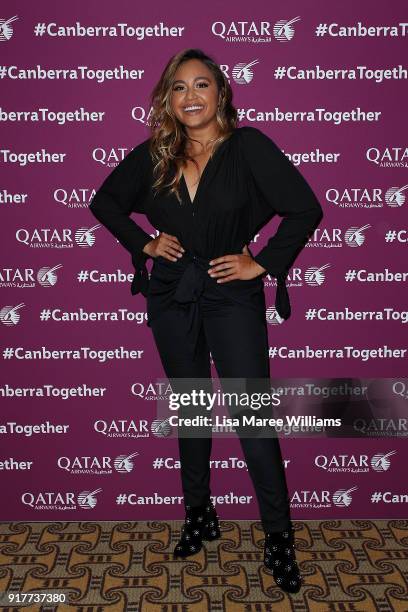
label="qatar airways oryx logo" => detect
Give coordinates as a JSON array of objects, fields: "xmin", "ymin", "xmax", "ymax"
[
  {"xmin": 57, "ymin": 452, "xmax": 140, "ymax": 474},
  {"xmin": 344, "ymin": 225, "xmax": 371, "ymax": 247},
  {"xmin": 291, "ymin": 486, "xmax": 358, "ymax": 508},
  {"xmin": 307, "ymin": 225, "xmax": 371, "ymax": 247},
  {"xmin": 366, "ymin": 146, "xmax": 408, "ymax": 168},
  {"xmin": 387, "ymin": 184, "xmax": 408, "ymax": 207},
  {"xmin": 0, "ymin": 303, "xmax": 25, "ymax": 325},
  {"xmin": 327, "ymin": 184, "xmax": 408, "ymax": 208},
  {"xmin": 0, "ymin": 15, "xmax": 19, "ymax": 41},
  {"xmin": 231, "ymin": 60, "xmax": 259, "ymax": 84},
  {"xmin": 274, "ymin": 17, "xmax": 301, "ymax": 41},
  {"xmin": 54, "ymin": 187, "xmax": 97, "ymax": 209},
  {"xmin": 371, "ymin": 451, "xmax": 397, "ymax": 471},
  {"xmin": 264, "ymin": 264, "xmax": 330, "ymax": 301},
  {"xmin": 21, "ymin": 488, "xmax": 102, "ymax": 510},
  {"xmin": 16, "ymin": 226, "xmax": 101, "ymax": 248},
  {"xmin": 151, "ymin": 418, "xmax": 172, "ymax": 437},
  {"xmin": 0, "ymin": 264, "xmax": 63, "ymax": 288},
  {"xmin": 265, "ymin": 306, "xmax": 285, "ymax": 325},
  {"xmin": 94, "ymin": 419, "xmax": 149, "ymax": 438},
  {"xmin": 92, "ymin": 147, "xmax": 131, "ymax": 167},
  {"xmin": 37, "ymin": 264, "xmax": 63, "ymax": 286},
  {"xmin": 315, "ymin": 451, "xmax": 396, "ymax": 473},
  {"xmin": 304, "ymin": 263, "xmax": 331, "ymax": 286}
]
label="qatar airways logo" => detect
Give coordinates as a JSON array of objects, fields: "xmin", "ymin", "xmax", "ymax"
[
  {"xmin": 273, "ymin": 17, "xmax": 301, "ymax": 41},
  {"xmin": 307, "ymin": 225, "xmax": 371, "ymax": 248},
  {"xmin": 131, "ymin": 381, "xmax": 176, "ymax": 401},
  {"xmin": 21, "ymin": 488, "xmax": 102, "ymax": 510},
  {"xmin": 315, "ymin": 451, "xmax": 396, "ymax": 473},
  {"xmin": 264, "ymin": 264, "xmax": 331, "ymax": 292},
  {"xmin": 354, "ymin": 418, "xmax": 408, "ymax": 437},
  {"xmin": 16, "ymin": 226, "xmax": 101, "ymax": 248},
  {"xmin": 327, "ymin": 184, "xmax": 408, "ymax": 208},
  {"xmin": 54, "ymin": 187, "xmax": 97, "ymax": 208},
  {"xmin": 151, "ymin": 418, "xmax": 172, "ymax": 438},
  {"xmin": 304, "ymin": 264, "xmax": 331, "ymax": 286},
  {"xmin": 92, "ymin": 147, "xmax": 132, "ymax": 167},
  {"xmin": 291, "ymin": 486, "xmax": 358, "ymax": 508},
  {"xmin": 132, "ymin": 105, "xmax": 154, "ymax": 125},
  {"xmin": 265, "ymin": 306, "xmax": 284, "ymax": 325},
  {"xmin": 366, "ymin": 147, "xmax": 408, "ymax": 168},
  {"xmin": 0, "ymin": 264, "xmax": 63, "ymax": 289},
  {"xmin": 57, "ymin": 452, "xmax": 139, "ymax": 475},
  {"xmin": 94, "ymin": 419, "xmax": 149, "ymax": 438},
  {"xmin": 211, "ymin": 18, "xmax": 301, "ymax": 43},
  {"xmin": 0, "ymin": 303, "xmax": 25, "ymax": 325},
  {"xmin": 231, "ymin": 60, "xmax": 259, "ymax": 84},
  {"xmin": 0, "ymin": 15, "xmax": 19, "ymax": 41}
]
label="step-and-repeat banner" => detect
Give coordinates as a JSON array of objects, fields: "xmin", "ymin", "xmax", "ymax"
[{"xmin": 1, "ymin": 2, "xmax": 407, "ymax": 520}]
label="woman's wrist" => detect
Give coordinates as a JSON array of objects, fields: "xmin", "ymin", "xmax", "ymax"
[
  {"xmin": 252, "ymin": 260, "xmax": 267, "ymax": 277},
  {"xmin": 142, "ymin": 240, "xmax": 155, "ymax": 257}
]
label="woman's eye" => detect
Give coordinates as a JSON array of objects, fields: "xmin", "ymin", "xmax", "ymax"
[{"xmin": 172, "ymin": 82, "xmax": 209, "ymax": 91}]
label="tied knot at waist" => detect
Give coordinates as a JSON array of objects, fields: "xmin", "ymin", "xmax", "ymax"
[
  {"xmin": 173, "ymin": 254, "xmax": 209, "ymax": 304},
  {"xmin": 131, "ymin": 251, "xmax": 210, "ymax": 302},
  {"xmin": 131, "ymin": 250, "xmax": 291, "ymax": 320}
]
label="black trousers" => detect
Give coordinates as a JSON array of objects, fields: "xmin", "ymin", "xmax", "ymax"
[{"xmin": 149, "ymin": 277, "xmax": 291, "ymax": 533}]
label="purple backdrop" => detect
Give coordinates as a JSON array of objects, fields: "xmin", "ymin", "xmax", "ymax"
[{"xmin": 1, "ymin": 1, "xmax": 407, "ymax": 520}]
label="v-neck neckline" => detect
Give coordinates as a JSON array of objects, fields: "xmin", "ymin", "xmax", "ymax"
[
  {"xmin": 181, "ymin": 156, "xmax": 212, "ymax": 205},
  {"xmin": 180, "ymin": 130, "xmax": 236, "ymax": 206}
]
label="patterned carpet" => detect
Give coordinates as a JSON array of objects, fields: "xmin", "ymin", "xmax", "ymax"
[{"xmin": 0, "ymin": 520, "xmax": 407, "ymax": 611}]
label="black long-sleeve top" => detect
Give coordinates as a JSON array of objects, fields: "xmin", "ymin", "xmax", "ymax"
[{"xmin": 89, "ymin": 126, "xmax": 324, "ymax": 326}]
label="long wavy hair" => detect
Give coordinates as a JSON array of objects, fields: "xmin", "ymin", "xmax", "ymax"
[{"xmin": 148, "ymin": 48, "xmax": 238, "ymax": 202}]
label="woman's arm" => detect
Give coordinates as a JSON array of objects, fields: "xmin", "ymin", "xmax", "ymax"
[
  {"xmin": 239, "ymin": 126, "xmax": 324, "ymax": 318},
  {"xmin": 89, "ymin": 138, "xmax": 154, "ymax": 296}
]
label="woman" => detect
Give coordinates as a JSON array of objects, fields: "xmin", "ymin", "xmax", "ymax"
[{"xmin": 89, "ymin": 48, "xmax": 323, "ymax": 594}]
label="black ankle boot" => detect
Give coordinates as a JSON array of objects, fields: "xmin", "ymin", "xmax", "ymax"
[
  {"xmin": 202, "ymin": 498, "xmax": 221, "ymax": 541},
  {"xmin": 263, "ymin": 525, "xmax": 302, "ymax": 593},
  {"xmin": 174, "ymin": 498, "xmax": 220, "ymax": 558}
]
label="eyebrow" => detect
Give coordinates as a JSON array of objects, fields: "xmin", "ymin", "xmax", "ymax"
[{"xmin": 172, "ymin": 76, "xmax": 211, "ymax": 84}]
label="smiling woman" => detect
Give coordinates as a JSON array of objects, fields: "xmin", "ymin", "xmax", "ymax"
[
  {"xmin": 89, "ymin": 47, "xmax": 324, "ymax": 595},
  {"xmin": 169, "ymin": 57, "xmax": 221, "ymax": 203}
]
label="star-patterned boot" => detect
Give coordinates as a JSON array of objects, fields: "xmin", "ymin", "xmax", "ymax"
[
  {"xmin": 174, "ymin": 499, "xmax": 220, "ymax": 558},
  {"xmin": 263, "ymin": 525, "xmax": 302, "ymax": 593},
  {"xmin": 202, "ymin": 498, "xmax": 221, "ymax": 541}
]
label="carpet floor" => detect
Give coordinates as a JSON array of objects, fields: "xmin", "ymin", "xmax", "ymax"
[{"xmin": 0, "ymin": 520, "xmax": 407, "ymax": 611}]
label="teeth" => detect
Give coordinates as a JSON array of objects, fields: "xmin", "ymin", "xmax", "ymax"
[{"xmin": 184, "ymin": 106, "xmax": 203, "ymax": 111}]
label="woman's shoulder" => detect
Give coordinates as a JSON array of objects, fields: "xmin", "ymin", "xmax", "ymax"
[
  {"xmin": 234, "ymin": 125, "xmax": 281, "ymax": 157},
  {"xmin": 130, "ymin": 136, "xmax": 152, "ymax": 159},
  {"xmin": 123, "ymin": 136, "xmax": 154, "ymax": 173},
  {"xmin": 235, "ymin": 125, "xmax": 276, "ymax": 144}
]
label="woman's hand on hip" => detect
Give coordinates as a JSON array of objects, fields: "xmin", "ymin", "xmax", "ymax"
[
  {"xmin": 143, "ymin": 232, "xmax": 185, "ymax": 262},
  {"xmin": 208, "ymin": 245, "xmax": 266, "ymax": 283}
]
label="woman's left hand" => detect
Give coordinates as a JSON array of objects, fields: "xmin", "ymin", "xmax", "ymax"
[{"xmin": 208, "ymin": 245, "xmax": 266, "ymax": 283}]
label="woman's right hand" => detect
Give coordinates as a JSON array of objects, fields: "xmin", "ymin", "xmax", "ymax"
[{"xmin": 143, "ymin": 232, "xmax": 185, "ymax": 262}]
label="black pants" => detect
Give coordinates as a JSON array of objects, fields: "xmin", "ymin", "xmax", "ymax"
[{"xmin": 149, "ymin": 278, "xmax": 291, "ymax": 533}]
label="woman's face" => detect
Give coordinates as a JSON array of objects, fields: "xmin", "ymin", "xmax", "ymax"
[{"xmin": 170, "ymin": 59, "xmax": 219, "ymax": 131}]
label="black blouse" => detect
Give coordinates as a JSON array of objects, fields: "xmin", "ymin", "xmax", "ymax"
[{"xmin": 89, "ymin": 126, "xmax": 323, "ymax": 325}]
